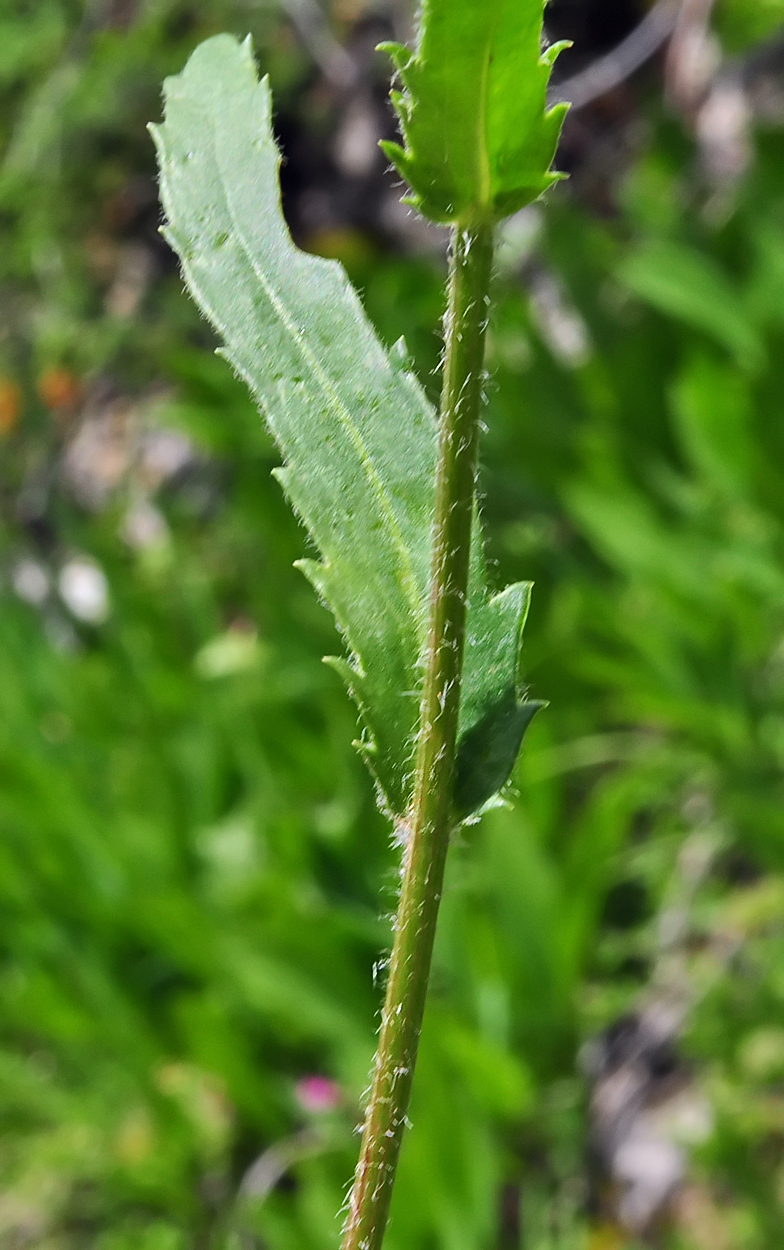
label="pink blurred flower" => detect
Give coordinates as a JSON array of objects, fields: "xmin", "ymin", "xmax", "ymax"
[{"xmin": 295, "ymin": 1075, "xmax": 342, "ymax": 1114}]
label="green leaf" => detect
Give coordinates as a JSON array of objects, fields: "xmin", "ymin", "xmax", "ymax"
[
  {"xmin": 379, "ymin": 0, "xmax": 569, "ymax": 225},
  {"xmin": 151, "ymin": 34, "xmax": 538, "ymax": 819},
  {"xmin": 617, "ymin": 239, "xmax": 764, "ymax": 371},
  {"xmin": 670, "ymin": 353, "xmax": 754, "ymax": 498},
  {"xmin": 715, "ymin": 0, "xmax": 784, "ymax": 52}
]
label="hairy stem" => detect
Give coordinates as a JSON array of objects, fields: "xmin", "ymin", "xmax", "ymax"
[{"xmin": 341, "ymin": 219, "xmax": 495, "ymax": 1250}]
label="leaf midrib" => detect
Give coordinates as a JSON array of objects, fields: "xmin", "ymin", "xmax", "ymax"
[{"xmin": 474, "ymin": 11, "xmax": 502, "ymax": 215}]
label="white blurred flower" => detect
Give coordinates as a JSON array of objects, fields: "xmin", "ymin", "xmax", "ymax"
[
  {"xmin": 138, "ymin": 429, "xmax": 194, "ymax": 489},
  {"xmin": 12, "ymin": 559, "xmax": 50, "ymax": 606},
  {"xmin": 63, "ymin": 401, "xmax": 135, "ymax": 510},
  {"xmin": 529, "ymin": 268, "xmax": 591, "ymax": 369},
  {"xmin": 121, "ymin": 499, "xmax": 168, "ymax": 550},
  {"xmin": 333, "ymin": 98, "xmax": 380, "ymax": 178},
  {"xmin": 496, "ymin": 206, "xmax": 543, "ymax": 273},
  {"xmin": 58, "ymin": 558, "xmax": 110, "ymax": 624},
  {"xmin": 195, "ymin": 626, "xmax": 263, "ymax": 679}
]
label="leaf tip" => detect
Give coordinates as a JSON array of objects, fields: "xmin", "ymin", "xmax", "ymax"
[
  {"xmin": 389, "ymin": 336, "xmax": 413, "ymax": 371},
  {"xmin": 542, "ymin": 38, "xmax": 573, "ymax": 70},
  {"xmin": 377, "ymin": 40, "xmax": 412, "ymax": 74}
]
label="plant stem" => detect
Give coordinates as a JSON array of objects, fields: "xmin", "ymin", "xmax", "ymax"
[{"xmin": 341, "ymin": 218, "xmax": 495, "ymax": 1250}]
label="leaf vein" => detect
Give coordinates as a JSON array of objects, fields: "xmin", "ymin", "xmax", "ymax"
[{"xmin": 212, "ymin": 111, "xmax": 424, "ymax": 623}]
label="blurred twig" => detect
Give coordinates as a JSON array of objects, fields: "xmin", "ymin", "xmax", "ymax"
[
  {"xmin": 550, "ymin": 0, "xmax": 681, "ymax": 109},
  {"xmin": 665, "ymin": 0, "xmax": 718, "ymax": 113},
  {"xmin": 238, "ymin": 1128, "xmax": 323, "ymax": 1200},
  {"xmin": 278, "ymin": 0, "xmax": 359, "ymax": 88}
]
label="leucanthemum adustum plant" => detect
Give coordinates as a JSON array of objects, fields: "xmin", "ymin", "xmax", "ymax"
[{"xmin": 150, "ymin": 6, "xmax": 568, "ymax": 1244}]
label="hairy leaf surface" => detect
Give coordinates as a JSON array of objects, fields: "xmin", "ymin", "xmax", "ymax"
[
  {"xmin": 151, "ymin": 35, "xmax": 540, "ymax": 818},
  {"xmin": 380, "ymin": 0, "xmax": 569, "ymax": 224}
]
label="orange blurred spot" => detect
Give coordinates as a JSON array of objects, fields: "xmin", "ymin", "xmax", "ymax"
[
  {"xmin": 303, "ymin": 227, "xmax": 374, "ymax": 267},
  {"xmin": 0, "ymin": 377, "xmax": 21, "ymax": 435},
  {"xmin": 37, "ymin": 367, "xmax": 83, "ymax": 412}
]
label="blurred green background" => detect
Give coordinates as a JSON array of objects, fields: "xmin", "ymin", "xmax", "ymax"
[{"xmin": 3, "ymin": 0, "xmax": 784, "ymax": 1246}]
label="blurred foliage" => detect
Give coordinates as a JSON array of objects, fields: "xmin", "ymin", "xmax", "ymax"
[
  {"xmin": 717, "ymin": 0, "xmax": 784, "ymax": 51},
  {"xmin": 2, "ymin": 1, "xmax": 784, "ymax": 1248}
]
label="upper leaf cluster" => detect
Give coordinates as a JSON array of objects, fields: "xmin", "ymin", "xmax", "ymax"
[{"xmin": 380, "ymin": 0, "xmax": 569, "ymax": 225}]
